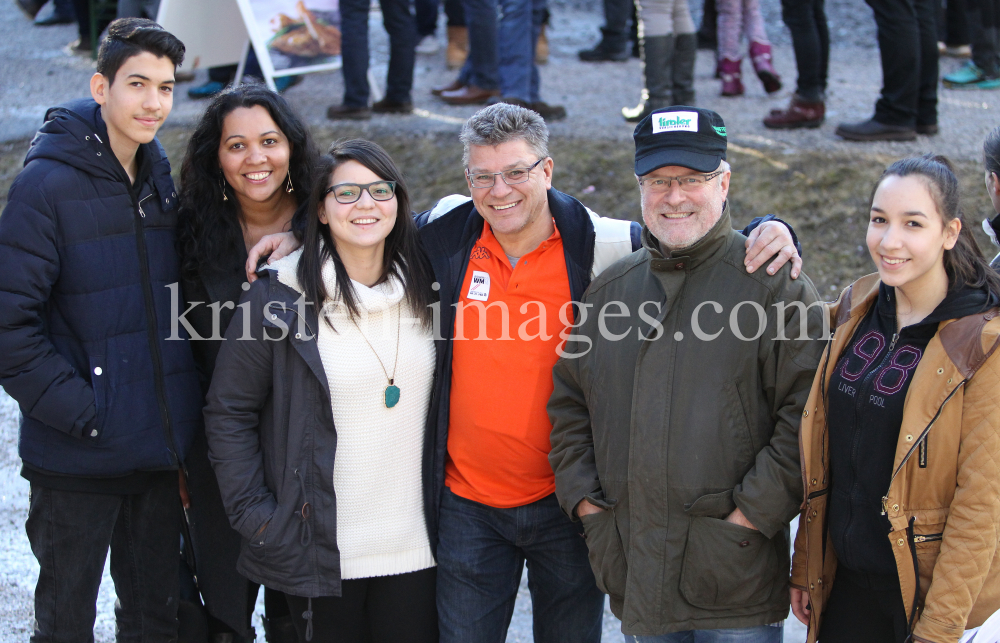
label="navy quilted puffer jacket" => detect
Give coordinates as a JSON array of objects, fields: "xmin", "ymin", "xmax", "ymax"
[{"xmin": 0, "ymin": 99, "xmax": 202, "ymax": 476}]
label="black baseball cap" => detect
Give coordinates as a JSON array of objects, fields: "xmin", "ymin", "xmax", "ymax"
[{"xmin": 633, "ymin": 106, "xmax": 728, "ymax": 176}]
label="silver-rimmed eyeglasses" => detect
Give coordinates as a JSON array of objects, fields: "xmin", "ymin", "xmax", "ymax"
[
  {"xmin": 466, "ymin": 158, "xmax": 545, "ymax": 189},
  {"xmin": 323, "ymin": 181, "xmax": 397, "ymax": 204},
  {"xmin": 638, "ymin": 170, "xmax": 724, "ymax": 193}
]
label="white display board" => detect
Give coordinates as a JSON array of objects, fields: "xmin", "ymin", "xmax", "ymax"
[
  {"xmin": 156, "ymin": 0, "xmax": 342, "ymax": 92},
  {"xmin": 156, "ymin": 0, "xmax": 249, "ymax": 71},
  {"xmin": 235, "ymin": 0, "xmax": 342, "ymax": 84}
]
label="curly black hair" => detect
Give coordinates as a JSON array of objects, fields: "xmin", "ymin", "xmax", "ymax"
[{"xmin": 177, "ymin": 83, "xmax": 318, "ymax": 281}]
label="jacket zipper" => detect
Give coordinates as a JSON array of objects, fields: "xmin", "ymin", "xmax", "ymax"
[
  {"xmin": 912, "ymin": 533, "xmax": 943, "ymax": 543},
  {"xmin": 881, "ymin": 379, "xmax": 966, "ymax": 514},
  {"xmin": 129, "ymin": 188, "xmax": 178, "ymax": 466},
  {"xmin": 842, "ymin": 332, "xmax": 898, "ymax": 555}
]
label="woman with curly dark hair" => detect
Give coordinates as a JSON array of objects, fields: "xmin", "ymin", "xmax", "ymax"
[{"xmin": 176, "ymin": 83, "xmax": 318, "ymax": 643}]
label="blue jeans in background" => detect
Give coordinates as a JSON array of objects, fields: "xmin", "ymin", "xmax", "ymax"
[
  {"xmin": 628, "ymin": 624, "xmax": 785, "ymax": 643},
  {"xmin": 498, "ymin": 0, "xmax": 546, "ymax": 101},
  {"xmin": 457, "ymin": 0, "xmax": 499, "ymax": 89},
  {"xmin": 340, "ymin": 0, "xmax": 416, "ymax": 106},
  {"xmin": 436, "ymin": 488, "xmax": 604, "ymax": 643}
]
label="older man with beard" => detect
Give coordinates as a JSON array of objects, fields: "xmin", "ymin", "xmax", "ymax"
[{"xmin": 548, "ymin": 106, "xmax": 826, "ymax": 642}]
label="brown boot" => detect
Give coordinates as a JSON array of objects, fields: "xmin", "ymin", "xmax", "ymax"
[
  {"xmin": 447, "ymin": 26, "xmax": 468, "ymax": 69},
  {"xmin": 763, "ymin": 94, "xmax": 825, "ymax": 129},
  {"xmin": 536, "ymin": 25, "xmax": 549, "ymax": 64}
]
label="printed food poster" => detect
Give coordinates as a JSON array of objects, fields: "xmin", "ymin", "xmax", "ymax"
[{"xmin": 240, "ymin": 0, "xmax": 342, "ymax": 73}]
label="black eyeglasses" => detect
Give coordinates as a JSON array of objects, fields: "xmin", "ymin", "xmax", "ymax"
[
  {"xmin": 466, "ymin": 158, "xmax": 545, "ymax": 189},
  {"xmin": 323, "ymin": 181, "xmax": 397, "ymax": 204}
]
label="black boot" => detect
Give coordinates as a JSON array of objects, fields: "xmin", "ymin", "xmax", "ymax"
[
  {"xmin": 262, "ymin": 615, "xmax": 299, "ymax": 643},
  {"xmin": 623, "ymin": 34, "xmax": 675, "ymax": 122},
  {"xmin": 578, "ymin": 27, "xmax": 630, "ymax": 61},
  {"xmin": 672, "ymin": 33, "xmax": 697, "ymax": 105}
]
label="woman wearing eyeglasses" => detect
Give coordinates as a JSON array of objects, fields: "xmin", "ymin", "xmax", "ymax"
[{"xmin": 204, "ymin": 139, "xmax": 440, "ymax": 643}]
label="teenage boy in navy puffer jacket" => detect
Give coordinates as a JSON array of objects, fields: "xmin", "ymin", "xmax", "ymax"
[{"xmin": 0, "ymin": 18, "xmax": 202, "ymax": 642}]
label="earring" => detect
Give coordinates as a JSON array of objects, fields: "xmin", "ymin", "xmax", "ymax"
[
  {"xmin": 220, "ymin": 177, "xmax": 228, "ymax": 201},
  {"xmin": 286, "ymin": 174, "xmax": 294, "ymax": 193}
]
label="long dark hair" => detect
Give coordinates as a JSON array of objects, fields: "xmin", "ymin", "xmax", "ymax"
[
  {"xmin": 299, "ymin": 139, "xmax": 435, "ymax": 326},
  {"xmin": 177, "ymin": 83, "xmax": 318, "ymax": 280},
  {"xmin": 870, "ymin": 154, "xmax": 1000, "ymax": 299}
]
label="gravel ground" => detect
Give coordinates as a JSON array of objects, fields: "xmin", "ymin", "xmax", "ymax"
[{"xmin": 0, "ymin": 0, "xmax": 987, "ymax": 640}]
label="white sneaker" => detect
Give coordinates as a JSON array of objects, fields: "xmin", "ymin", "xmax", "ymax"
[{"xmin": 416, "ymin": 34, "xmax": 440, "ymax": 54}]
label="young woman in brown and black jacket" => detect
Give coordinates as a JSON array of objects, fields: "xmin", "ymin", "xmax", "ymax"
[{"xmin": 791, "ymin": 155, "xmax": 1000, "ymax": 643}]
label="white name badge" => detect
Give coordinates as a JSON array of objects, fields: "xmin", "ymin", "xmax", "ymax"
[{"xmin": 467, "ymin": 270, "xmax": 491, "ymax": 301}]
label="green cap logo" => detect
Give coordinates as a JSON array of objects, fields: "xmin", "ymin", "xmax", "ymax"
[
  {"xmin": 652, "ymin": 111, "xmax": 699, "ymax": 134},
  {"xmin": 713, "ymin": 126, "xmax": 727, "ymax": 137}
]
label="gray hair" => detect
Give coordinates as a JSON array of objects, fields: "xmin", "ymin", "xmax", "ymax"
[{"xmin": 460, "ymin": 103, "xmax": 549, "ymax": 167}]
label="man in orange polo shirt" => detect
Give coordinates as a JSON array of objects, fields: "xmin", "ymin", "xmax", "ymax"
[{"xmin": 413, "ymin": 103, "xmax": 802, "ymax": 642}]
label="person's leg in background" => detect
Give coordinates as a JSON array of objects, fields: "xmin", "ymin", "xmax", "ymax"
[
  {"xmin": 696, "ymin": 0, "xmax": 717, "ymax": 49},
  {"xmin": 764, "ymin": 0, "xmax": 828, "ymax": 128},
  {"xmin": 623, "ymin": 0, "xmax": 676, "ymax": 121},
  {"xmin": 439, "ymin": 0, "xmax": 500, "ymax": 104},
  {"xmin": 577, "ymin": 0, "xmax": 633, "ymax": 61},
  {"xmin": 416, "ymin": 0, "xmax": 441, "ymax": 53},
  {"xmin": 444, "ymin": 0, "xmax": 469, "ymax": 68},
  {"xmin": 498, "ymin": 0, "xmax": 537, "ymax": 103},
  {"xmin": 671, "ymin": 0, "xmax": 697, "ymax": 105},
  {"xmin": 328, "ymin": 0, "xmax": 374, "ymax": 118},
  {"xmin": 69, "ymin": 0, "xmax": 92, "ymax": 51},
  {"xmin": 835, "ymin": 0, "xmax": 920, "ymax": 140},
  {"xmin": 715, "ymin": 0, "xmax": 745, "ymax": 95},
  {"xmin": 742, "ymin": 0, "xmax": 782, "ymax": 93},
  {"xmin": 377, "ymin": 0, "xmax": 418, "ymax": 112},
  {"xmin": 915, "ymin": 0, "xmax": 940, "ymax": 132},
  {"xmin": 942, "ymin": 0, "xmax": 972, "ymax": 54},
  {"xmin": 943, "ymin": 0, "xmax": 1000, "ymax": 88}
]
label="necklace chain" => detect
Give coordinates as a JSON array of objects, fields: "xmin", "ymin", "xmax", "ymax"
[{"xmin": 347, "ymin": 304, "xmax": 401, "ymax": 386}]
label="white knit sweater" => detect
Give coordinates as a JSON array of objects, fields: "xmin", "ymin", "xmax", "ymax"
[{"xmin": 274, "ymin": 250, "xmax": 436, "ymax": 580}]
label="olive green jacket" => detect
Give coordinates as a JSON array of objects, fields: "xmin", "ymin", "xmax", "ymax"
[{"xmin": 547, "ymin": 205, "xmax": 825, "ymax": 635}]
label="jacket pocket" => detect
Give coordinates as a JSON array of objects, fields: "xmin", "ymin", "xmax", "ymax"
[
  {"xmin": 581, "ymin": 502, "xmax": 628, "ymax": 600},
  {"xmin": 679, "ymin": 516, "xmax": 777, "ymax": 609},
  {"xmin": 87, "ymin": 356, "xmax": 107, "ymax": 440},
  {"xmin": 245, "ymin": 512, "xmax": 275, "ymax": 561}
]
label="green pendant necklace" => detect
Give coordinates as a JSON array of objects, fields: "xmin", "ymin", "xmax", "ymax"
[{"xmin": 351, "ymin": 305, "xmax": 402, "ymax": 409}]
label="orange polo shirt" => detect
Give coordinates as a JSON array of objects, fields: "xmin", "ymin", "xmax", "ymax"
[{"xmin": 445, "ymin": 221, "xmax": 572, "ymax": 508}]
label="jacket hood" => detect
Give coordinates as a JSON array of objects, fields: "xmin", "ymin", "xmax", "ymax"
[
  {"xmin": 25, "ymin": 99, "xmax": 119, "ymax": 181},
  {"xmin": 25, "ymin": 99, "xmax": 175, "ymax": 210},
  {"xmin": 881, "ymin": 281, "xmax": 998, "ymax": 330},
  {"xmin": 835, "ymin": 273, "xmax": 998, "ymax": 330},
  {"xmin": 641, "ymin": 201, "xmax": 732, "ymax": 269}
]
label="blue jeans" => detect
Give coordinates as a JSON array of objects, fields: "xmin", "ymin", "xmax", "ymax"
[
  {"xmin": 458, "ymin": 0, "xmax": 499, "ymax": 89},
  {"xmin": 26, "ymin": 475, "xmax": 180, "ymax": 643},
  {"xmin": 340, "ymin": 0, "xmax": 416, "ymax": 106},
  {"xmin": 628, "ymin": 624, "xmax": 785, "ymax": 643},
  {"xmin": 498, "ymin": 0, "xmax": 546, "ymax": 101},
  {"xmin": 437, "ymin": 488, "xmax": 604, "ymax": 643}
]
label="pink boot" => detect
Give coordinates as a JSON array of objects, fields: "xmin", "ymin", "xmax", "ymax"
[
  {"xmin": 719, "ymin": 57, "xmax": 744, "ymax": 96},
  {"xmin": 749, "ymin": 41, "xmax": 782, "ymax": 94}
]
